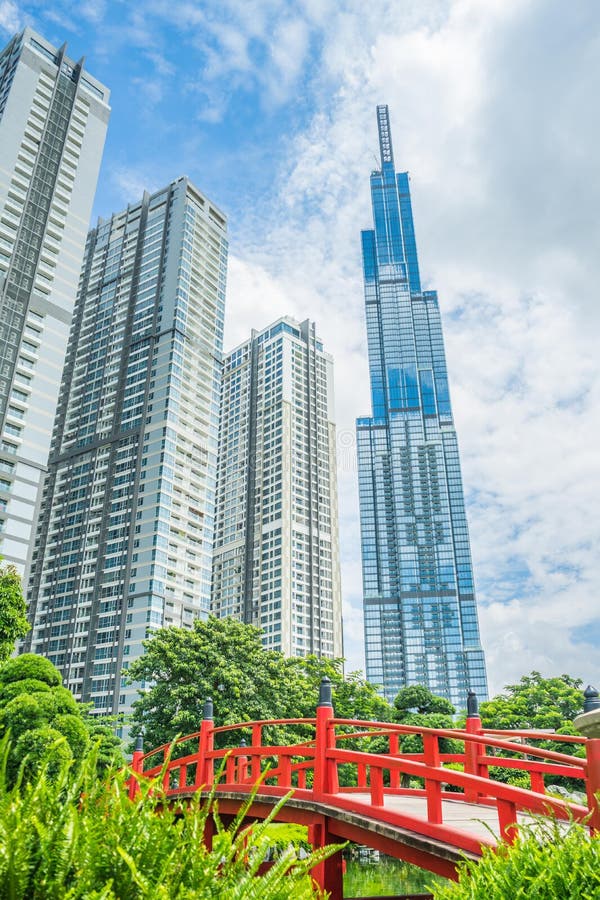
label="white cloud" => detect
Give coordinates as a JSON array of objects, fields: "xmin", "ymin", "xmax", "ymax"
[
  {"xmin": 25, "ymin": 0, "xmax": 596, "ymax": 699},
  {"xmin": 223, "ymin": 0, "xmax": 600, "ymax": 696},
  {"xmin": 0, "ymin": 0, "xmax": 20, "ymax": 34},
  {"xmin": 109, "ymin": 165, "xmax": 162, "ymax": 207}
]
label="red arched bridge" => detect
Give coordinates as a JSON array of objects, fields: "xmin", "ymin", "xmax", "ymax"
[{"xmin": 129, "ymin": 679, "xmax": 599, "ymax": 900}]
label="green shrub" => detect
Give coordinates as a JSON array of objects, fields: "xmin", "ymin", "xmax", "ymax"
[
  {"xmin": 1, "ymin": 694, "xmax": 46, "ymax": 735},
  {"xmin": 13, "ymin": 726, "xmax": 73, "ymax": 783},
  {"xmin": 0, "ymin": 654, "xmax": 62, "ymax": 687},
  {"xmin": 0, "ymin": 655, "xmax": 124, "ymax": 782},
  {"xmin": 53, "ymin": 714, "xmax": 90, "ymax": 758},
  {"xmin": 0, "ymin": 679, "xmax": 52, "ymax": 704},
  {"xmin": 433, "ymin": 819, "xmax": 600, "ymax": 899},
  {"xmin": 0, "ymin": 737, "xmax": 336, "ymax": 898}
]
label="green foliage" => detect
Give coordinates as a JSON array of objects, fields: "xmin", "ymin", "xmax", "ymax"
[
  {"xmin": 128, "ymin": 617, "xmax": 301, "ymax": 748},
  {"xmin": 85, "ymin": 719, "xmax": 125, "ymax": 773},
  {"xmin": 480, "ymin": 671, "xmax": 583, "ymax": 731},
  {"xmin": 53, "ymin": 714, "xmax": 90, "ymax": 758},
  {"xmin": 128, "ymin": 617, "xmax": 394, "ymax": 749},
  {"xmin": 1, "ymin": 694, "xmax": 46, "ymax": 736},
  {"xmin": 480, "ymin": 671, "xmax": 585, "ymax": 789},
  {"xmin": 391, "ymin": 687, "xmax": 458, "ymax": 758},
  {"xmin": 0, "ymin": 653, "xmax": 122, "ymax": 782},
  {"xmin": 432, "ymin": 820, "xmax": 600, "ymax": 899},
  {"xmin": 0, "ymin": 678, "xmax": 52, "ymax": 703},
  {"xmin": 0, "ymin": 736, "xmax": 334, "ymax": 898},
  {"xmin": 394, "ymin": 684, "xmax": 455, "ymax": 717},
  {"xmin": 14, "ymin": 726, "xmax": 74, "ymax": 783},
  {"xmin": 286, "ymin": 655, "xmax": 393, "ymax": 722},
  {"xmin": 0, "ymin": 562, "xmax": 29, "ymax": 663},
  {"xmin": 0, "ymin": 653, "xmax": 62, "ymax": 687}
]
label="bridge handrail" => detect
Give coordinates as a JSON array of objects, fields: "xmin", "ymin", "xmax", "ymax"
[
  {"xmin": 329, "ymin": 719, "xmax": 587, "ymax": 770},
  {"xmin": 139, "ymin": 718, "xmax": 586, "ymax": 774},
  {"xmin": 328, "ymin": 745, "xmax": 587, "ymax": 815},
  {"xmin": 141, "ymin": 731, "xmax": 203, "ymax": 764},
  {"xmin": 212, "ymin": 718, "xmax": 317, "ymax": 735},
  {"xmin": 140, "ymin": 718, "xmax": 319, "ymax": 764},
  {"xmin": 479, "ymin": 728, "xmax": 585, "ymax": 744}
]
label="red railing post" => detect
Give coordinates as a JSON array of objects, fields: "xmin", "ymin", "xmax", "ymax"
[
  {"xmin": 529, "ymin": 770, "xmax": 545, "ymax": 795},
  {"xmin": 585, "ymin": 738, "xmax": 600, "ymax": 832},
  {"xmin": 280, "ymin": 753, "xmax": 292, "ymax": 788},
  {"xmin": 313, "ymin": 677, "xmax": 335, "ymax": 798},
  {"xmin": 237, "ymin": 739, "xmax": 249, "ymax": 784},
  {"xmin": 251, "ymin": 723, "xmax": 262, "ymax": 783},
  {"xmin": 497, "ymin": 799, "xmax": 518, "ymax": 844},
  {"xmin": 195, "ymin": 698, "xmax": 215, "ymax": 788},
  {"xmin": 464, "ymin": 690, "xmax": 484, "ymax": 803},
  {"xmin": 423, "ymin": 733, "xmax": 442, "ymax": 824},
  {"xmin": 389, "ymin": 732, "xmax": 400, "ymax": 789},
  {"xmin": 308, "ymin": 819, "xmax": 344, "ymax": 900},
  {"xmin": 128, "ymin": 733, "xmax": 144, "ymax": 800},
  {"xmin": 370, "ymin": 766, "xmax": 384, "ymax": 806}
]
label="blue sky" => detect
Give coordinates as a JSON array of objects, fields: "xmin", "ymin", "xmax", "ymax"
[{"xmin": 2, "ymin": 0, "xmax": 600, "ymax": 696}]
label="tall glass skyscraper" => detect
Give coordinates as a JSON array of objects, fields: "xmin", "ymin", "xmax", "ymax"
[
  {"xmin": 25, "ymin": 178, "xmax": 227, "ymax": 716},
  {"xmin": 357, "ymin": 106, "xmax": 487, "ymax": 708},
  {"xmin": 212, "ymin": 317, "xmax": 343, "ymax": 659},
  {"xmin": 0, "ymin": 29, "xmax": 109, "ymax": 577}
]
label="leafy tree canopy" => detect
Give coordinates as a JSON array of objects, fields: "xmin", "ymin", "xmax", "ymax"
[
  {"xmin": 393, "ymin": 684, "xmax": 455, "ymax": 717},
  {"xmin": 128, "ymin": 617, "xmax": 395, "ymax": 749},
  {"xmin": 0, "ymin": 654, "xmax": 61, "ymax": 687},
  {"xmin": 479, "ymin": 671, "xmax": 584, "ymax": 732},
  {"xmin": 285, "ymin": 655, "xmax": 393, "ymax": 722},
  {"xmin": 0, "ymin": 562, "xmax": 29, "ymax": 664}
]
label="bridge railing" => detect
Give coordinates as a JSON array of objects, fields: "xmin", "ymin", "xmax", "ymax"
[{"xmin": 131, "ymin": 679, "xmax": 599, "ymax": 850}]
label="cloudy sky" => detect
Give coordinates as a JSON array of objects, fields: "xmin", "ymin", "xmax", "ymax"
[{"xmin": 3, "ymin": 0, "xmax": 599, "ymax": 697}]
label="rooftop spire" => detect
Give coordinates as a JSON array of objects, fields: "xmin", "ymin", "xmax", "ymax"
[{"xmin": 376, "ymin": 104, "xmax": 394, "ymax": 167}]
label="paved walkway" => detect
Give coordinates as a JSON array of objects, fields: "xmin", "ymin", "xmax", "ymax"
[{"xmin": 351, "ymin": 793, "xmax": 508, "ymax": 843}]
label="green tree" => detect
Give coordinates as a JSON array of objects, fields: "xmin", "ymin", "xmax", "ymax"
[
  {"xmin": 480, "ymin": 671, "xmax": 583, "ymax": 731},
  {"xmin": 394, "ymin": 684, "xmax": 455, "ymax": 717},
  {"xmin": 286, "ymin": 655, "xmax": 393, "ymax": 722},
  {"xmin": 0, "ymin": 561, "xmax": 29, "ymax": 663},
  {"xmin": 391, "ymin": 686, "xmax": 459, "ymax": 769},
  {"xmin": 479, "ymin": 672, "xmax": 585, "ymax": 790},
  {"xmin": 127, "ymin": 617, "xmax": 303, "ymax": 748},
  {"xmin": 128, "ymin": 618, "xmax": 395, "ymax": 751}
]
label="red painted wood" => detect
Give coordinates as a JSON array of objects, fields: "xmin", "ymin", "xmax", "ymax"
[
  {"xmin": 370, "ymin": 765, "xmax": 384, "ymax": 807},
  {"xmin": 585, "ymin": 738, "xmax": 600, "ymax": 832},
  {"xmin": 496, "ymin": 799, "xmax": 518, "ymax": 844}
]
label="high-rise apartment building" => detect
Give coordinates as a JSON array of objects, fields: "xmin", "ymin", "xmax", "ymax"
[
  {"xmin": 357, "ymin": 106, "xmax": 487, "ymax": 708},
  {"xmin": 25, "ymin": 178, "xmax": 228, "ymax": 715},
  {"xmin": 212, "ymin": 317, "xmax": 343, "ymax": 659},
  {"xmin": 0, "ymin": 28, "xmax": 109, "ymax": 576}
]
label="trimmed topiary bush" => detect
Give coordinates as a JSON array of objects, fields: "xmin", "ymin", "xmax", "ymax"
[
  {"xmin": 0, "ymin": 654, "xmax": 62, "ymax": 687},
  {"xmin": 0, "ymin": 654, "xmax": 123, "ymax": 782},
  {"xmin": 13, "ymin": 726, "xmax": 73, "ymax": 783},
  {"xmin": 0, "ymin": 679, "xmax": 52, "ymax": 704}
]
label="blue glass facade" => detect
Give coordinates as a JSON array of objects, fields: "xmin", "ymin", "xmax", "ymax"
[{"xmin": 357, "ymin": 106, "xmax": 488, "ymax": 709}]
